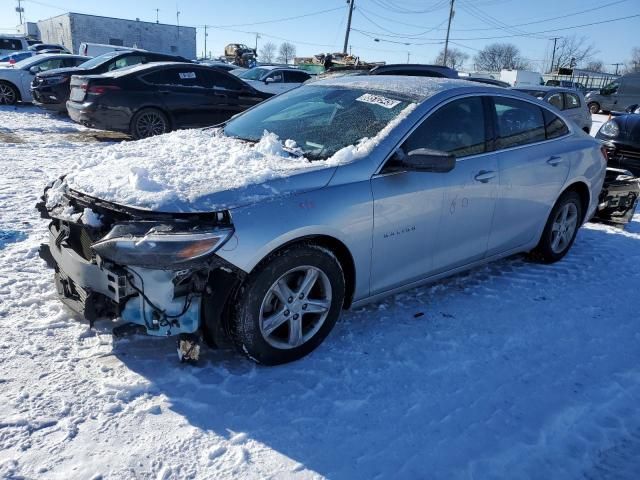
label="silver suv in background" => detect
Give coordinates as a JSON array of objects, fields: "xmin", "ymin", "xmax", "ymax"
[
  {"xmin": 585, "ymin": 72, "xmax": 640, "ymax": 114},
  {"xmin": 514, "ymin": 86, "xmax": 592, "ymax": 133}
]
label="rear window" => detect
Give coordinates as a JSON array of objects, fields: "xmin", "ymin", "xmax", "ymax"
[
  {"xmin": 0, "ymin": 38, "xmax": 23, "ymax": 51},
  {"xmin": 493, "ymin": 97, "xmax": 546, "ymax": 149}
]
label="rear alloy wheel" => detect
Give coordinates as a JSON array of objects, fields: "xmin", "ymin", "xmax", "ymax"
[
  {"xmin": 530, "ymin": 191, "xmax": 582, "ymax": 263},
  {"xmin": 588, "ymin": 102, "xmax": 600, "ymax": 115},
  {"xmin": 231, "ymin": 244, "xmax": 345, "ymax": 365},
  {"xmin": 0, "ymin": 82, "xmax": 18, "ymax": 105},
  {"xmin": 131, "ymin": 108, "xmax": 169, "ymax": 139}
]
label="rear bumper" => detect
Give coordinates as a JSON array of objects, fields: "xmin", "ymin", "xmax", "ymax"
[{"xmin": 66, "ymin": 101, "xmax": 131, "ymax": 133}]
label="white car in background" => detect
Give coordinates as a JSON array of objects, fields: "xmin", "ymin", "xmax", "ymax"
[
  {"xmin": 0, "ymin": 53, "xmax": 88, "ymax": 105},
  {"xmin": 236, "ymin": 65, "xmax": 311, "ymax": 95}
]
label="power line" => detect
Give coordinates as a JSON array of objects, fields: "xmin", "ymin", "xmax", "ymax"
[{"xmin": 207, "ymin": 6, "xmax": 344, "ymax": 28}]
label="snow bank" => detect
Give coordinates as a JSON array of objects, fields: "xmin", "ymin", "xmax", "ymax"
[{"xmin": 49, "ymin": 103, "xmax": 416, "ymax": 212}]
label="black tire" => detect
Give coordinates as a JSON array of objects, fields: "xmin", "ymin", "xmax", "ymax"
[
  {"xmin": 230, "ymin": 244, "xmax": 345, "ymax": 365},
  {"xmin": 0, "ymin": 81, "xmax": 19, "ymax": 105},
  {"xmin": 529, "ymin": 190, "xmax": 583, "ymax": 264},
  {"xmin": 130, "ymin": 108, "xmax": 170, "ymax": 139},
  {"xmin": 588, "ymin": 102, "xmax": 600, "ymax": 115}
]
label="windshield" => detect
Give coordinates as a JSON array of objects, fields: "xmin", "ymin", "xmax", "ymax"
[
  {"xmin": 224, "ymin": 85, "xmax": 413, "ymax": 160},
  {"xmin": 238, "ymin": 67, "xmax": 269, "ymax": 80},
  {"xmin": 78, "ymin": 51, "xmax": 122, "ymax": 69}
]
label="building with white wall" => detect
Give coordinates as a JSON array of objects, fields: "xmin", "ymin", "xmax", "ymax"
[{"xmin": 36, "ymin": 13, "xmax": 196, "ymax": 59}]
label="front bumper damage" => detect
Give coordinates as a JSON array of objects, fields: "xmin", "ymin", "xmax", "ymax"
[
  {"xmin": 594, "ymin": 168, "xmax": 640, "ymax": 225},
  {"xmin": 37, "ymin": 184, "xmax": 244, "ymax": 344}
]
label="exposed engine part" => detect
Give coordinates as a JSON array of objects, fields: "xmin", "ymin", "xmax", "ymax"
[{"xmin": 594, "ymin": 168, "xmax": 640, "ymax": 225}]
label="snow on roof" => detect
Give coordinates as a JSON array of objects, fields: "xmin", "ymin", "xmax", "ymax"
[
  {"xmin": 98, "ymin": 61, "xmax": 191, "ymax": 78},
  {"xmin": 313, "ymin": 75, "xmax": 476, "ymax": 101}
]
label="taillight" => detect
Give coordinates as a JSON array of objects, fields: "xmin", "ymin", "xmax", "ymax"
[
  {"xmin": 9, "ymin": 58, "xmax": 15, "ymax": 64},
  {"xmin": 87, "ymin": 85, "xmax": 121, "ymax": 95}
]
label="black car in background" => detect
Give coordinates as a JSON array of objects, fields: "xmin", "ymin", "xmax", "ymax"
[
  {"xmin": 66, "ymin": 62, "xmax": 270, "ymax": 139},
  {"xmin": 31, "ymin": 50, "xmax": 189, "ymax": 112}
]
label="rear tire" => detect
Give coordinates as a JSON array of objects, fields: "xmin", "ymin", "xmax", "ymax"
[
  {"xmin": 230, "ymin": 244, "xmax": 345, "ymax": 365},
  {"xmin": 0, "ymin": 81, "xmax": 19, "ymax": 105},
  {"xmin": 529, "ymin": 191, "xmax": 582, "ymax": 264},
  {"xmin": 130, "ymin": 108, "xmax": 170, "ymax": 139},
  {"xmin": 588, "ymin": 102, "xmax": 600, "ymax": 115}
]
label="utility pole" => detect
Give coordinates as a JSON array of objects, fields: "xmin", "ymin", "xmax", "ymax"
[
  {"xmin": 407, "ymin": 51, "xmax": 410, "ymax": 63},
  {"xmin": 343, "ymin": 0, "xmax": 354, "ymax": 54},
  {"xmin": 550, "ymin": 36, "xmax": 560, "ymax": 73},
  {"xmin": 611, "ymin": 63, "xmax": 623, "ymax": 75},
  {"xmin": 204, "ymin": 25, "xmax": 208, "ymax": 59},
  {"xmin": 176, "ymin": 9, "xmax": 180, "ymax": 40},
  {"xmin": 16, "ymin": 0, "xmax": 24, "ymax": 26},
  {"xmin": 255, "ymin": 32, "xmax": 260, "ymax": 51},
  {"xmin": 442, "ymin": 0, "xmax": 455, "ymax": 67}
]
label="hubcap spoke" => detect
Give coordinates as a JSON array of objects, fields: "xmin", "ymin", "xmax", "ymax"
[
  {"xmin": 262, "ymin": 308, "xmax": 289, "ymax": 336},
  {"xmin": 551, "ymin": 202, "xmax": 578, "ymax": 254},
  {"xmin": 297, "ymin": 268, "xmax": 319, "ymax": 298},
  {"xmin": 304, "ymin": 299, "xmax": 330, "ymax": 314},
  {"xmin": 272, "ymin": 279, "xmax": 295, "ymax": 304},
  {"xmin": 288, "ymin": 318, "xmax": 303, "ymax": 346}
]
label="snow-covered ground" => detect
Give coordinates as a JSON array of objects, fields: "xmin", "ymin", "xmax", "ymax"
[{"xmin": 1, "ymin": 105, "xmax": 640, "ymax": 479}]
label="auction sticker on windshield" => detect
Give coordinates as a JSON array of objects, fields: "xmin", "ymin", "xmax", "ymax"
[
  {"xmin": 356, "ymin": 93, "xmax": 401, "ymax": 109},
  {"xmin": 179, "ymin": 72, "xmax": 196, "ymax": 79}
]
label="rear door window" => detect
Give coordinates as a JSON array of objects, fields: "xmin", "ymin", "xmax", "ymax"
[
  {"xmin": 543, "ymin": 110, "xmax": 570, "ymax": 139},
  {"xmin": 403, "ymin": 96, "xmax": 487, "ymax": 158},
  {"xmin": 284, "ymin": 71, "xmax": 311, "ymax": 83},
  {"xmin": 143, "ymin": 68, "xmax": 208, "ymax": 88},
  {"xmin": 564, "ymin": 92, "xmax": 581, "ymax": 109},
  {"xmin": 265, "ymin": 71, "xmax": 284, "ymax": 83},
  {"xmin": 547, "ymin": 93, "xmax": 564, "ymax": 110},
  {"xmin": 35, "ymin": 58, "xmax": 66, "ymax": 72},
  {"xmin": 493, "ymin": 97, "xmax": 546, "ymax": 149}
]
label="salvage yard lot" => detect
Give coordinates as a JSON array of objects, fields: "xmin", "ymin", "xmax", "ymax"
[{"xmin": 1, "ymin": 105, "xmax": 640, "ymax": 479}]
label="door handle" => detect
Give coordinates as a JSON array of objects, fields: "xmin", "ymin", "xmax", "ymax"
[
  {"xmin": 474, "ymin": 170, "xmax": 496, "ymax": 183},
  {"xmin": 547, "ymin": 156, "xmax": 562, "ymax": 166},
  {"xmin": 158, "ymin": 90, "xmax": 171, "ymax": 95}
]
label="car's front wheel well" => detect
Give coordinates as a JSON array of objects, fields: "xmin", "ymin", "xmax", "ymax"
[
  {"xmin": 563, "ymin": 181, "xmax": 590, "ymax": 223},
  {"xmin": 252, "ymin": 235, "xmax": 356, "ymax": 309}
]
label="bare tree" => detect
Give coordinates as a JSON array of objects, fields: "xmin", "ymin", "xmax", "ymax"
[
  {"xmin": 624, "ymin": 47, "xmax": 640, "ymax": 73},
  {"xmin": 434, "ymin": 48, "xmax": 469, "ymax": 70},
  {"xmin": 259, "ymin": 41, "xmax": 277, "ymax": 63},
  {"xmin": 584, "ymin": 60, "xmax": 604, "ymax": 72},
  {"xmin": 277, "ymin": 42, "xmax": 296, "ymax": 64},
  {"xmin": 551, "ymin": 35, "xmax": 597, "ymax": 70},
  {"xmin": 473, "ymin": 43, "xmax": 530, "ymax": 71}
]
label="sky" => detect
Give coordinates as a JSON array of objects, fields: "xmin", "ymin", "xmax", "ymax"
[{"xmin": 1, "ymin": 0, "xmax": 638, "ymax": 72}]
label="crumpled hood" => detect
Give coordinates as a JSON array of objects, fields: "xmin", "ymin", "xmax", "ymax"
[{"xmin": 53, "ymin": 128, "xmax": 338, "ymax": 213}]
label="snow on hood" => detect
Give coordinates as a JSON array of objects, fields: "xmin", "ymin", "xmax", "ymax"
[{"xmin": 48, "ymin": 103, "xmax": 417, "ymax": 213}]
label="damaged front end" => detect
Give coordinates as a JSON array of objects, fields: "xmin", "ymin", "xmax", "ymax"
[
  {"xmin": 594, "ymin": 168, "xmax": 640, "ymax": 225},
  {"xmin": 37, "ymin": 181, "xmax": 244, "ymax": 344}
]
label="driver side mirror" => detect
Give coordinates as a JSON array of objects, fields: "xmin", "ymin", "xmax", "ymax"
[
  {"xmin": 29, "ymin": 65, "xmax": 41, "ymax": 74},
  {"xmin": 386, "ymin": 148, "xmax": 456, "ymax": 173},
  {"xmin": 264, "ymin": 77, "xmax": 275, "ymax": 84}
]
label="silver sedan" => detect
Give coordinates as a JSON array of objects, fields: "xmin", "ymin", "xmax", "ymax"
[{"xmin": 41, "ymin": 76, "xmax": 606, "ymax": 365}]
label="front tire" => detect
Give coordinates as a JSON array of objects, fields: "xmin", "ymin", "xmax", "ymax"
[
  {"xmin": 529, "ymin": 191, "xmax": 582, "ymax": 263},
  {"xmin": 0, "ymin": 81, "xmax": 19, "ymax": 105},
  {"xmin": 130, "ymin": 108, "xmax": 170, "ymax": 139},
  {"xmin": 230, "ymin": 244, "xmax": 345, "ymax": 365}
]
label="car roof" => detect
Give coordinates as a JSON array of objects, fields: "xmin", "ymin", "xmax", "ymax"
[
  {"xmin": 96, "ymin": 61, "xmax": 217, "ymax": 78},
  {"xmin": 513, "ymin": 85, "xmax": 581, "ymax": 95},
  {"xmin": 312, "ymin": 74, "xmax": 488, "ymax": 101}
]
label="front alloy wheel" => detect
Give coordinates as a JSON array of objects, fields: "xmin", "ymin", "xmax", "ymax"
[
  {"xmin": 0, "ymin": 83, "xmax": 18, "ymax": 105},
  {"xmin": 231, "ymin": 244, "xmax": 345, "ymax": 365}
]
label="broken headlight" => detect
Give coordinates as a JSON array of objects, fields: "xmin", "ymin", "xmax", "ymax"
[{"xmin": 91, "ymin": 222, "xmax": 233, "ymax": 267}]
